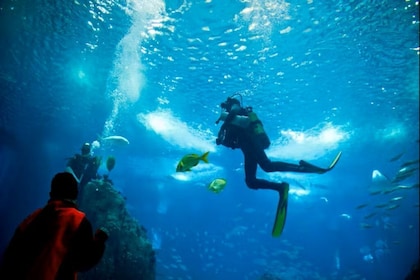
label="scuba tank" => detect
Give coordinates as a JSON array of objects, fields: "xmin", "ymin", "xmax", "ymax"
[
  {"xmin": 216, "ymin": 111, "xmax": 247, "ymax": 149},
  {"xmin": 247, "ymin": 110, "xmax": 271, "ymax": 149},
  {"xmin": 217, "ymin": 111, "xmax": 250, "ymax": 128}
]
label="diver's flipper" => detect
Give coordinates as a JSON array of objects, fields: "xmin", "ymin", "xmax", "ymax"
[
  {"xmin": 328, "ymin": 151, "xmax": 342, "ymax": 169},
  {"xmin": 272, "ymin": 183, "xmax": 289, "ymax": 237},
  {"xmin": 299, "ymin": 160, "xmax": 328, "ymax": 174},
  {"xmin": 65, "ymin": 166, "xmax": 81, "ymax": 184},
  {"xmin": 300, "ymin": 151, "xmax": 342, "ymax": 174}
]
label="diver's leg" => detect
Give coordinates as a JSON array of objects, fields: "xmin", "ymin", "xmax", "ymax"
[
  {"xmin": 243, "ymin": 151, "xmax": 259, "ymax": 188},
  {"xmin": 256, "ymin": 150, "xmax": 327, "ymax": 174},
  {"xmin": 241, "ymin": 147, "xmax": 288, "ymax": 193}
]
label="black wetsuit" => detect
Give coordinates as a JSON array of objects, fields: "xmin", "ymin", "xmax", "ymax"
[{"xmin": 219, "ymin": 104, "xmax": 323, "ymax": 192}]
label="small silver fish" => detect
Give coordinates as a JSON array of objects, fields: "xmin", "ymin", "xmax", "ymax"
[{"xmin": 389, "ymin": 196, "xmax": 403, "ymax": 202}]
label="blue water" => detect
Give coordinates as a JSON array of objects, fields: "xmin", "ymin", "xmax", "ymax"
[{"xmin": 0, "ymin": 0, "xmax": 419, "ymax": 279}]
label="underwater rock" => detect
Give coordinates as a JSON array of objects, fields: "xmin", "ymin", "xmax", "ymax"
[{"xmin": 78, "ymin": 179, "xmax": 155, "ymax": 280}]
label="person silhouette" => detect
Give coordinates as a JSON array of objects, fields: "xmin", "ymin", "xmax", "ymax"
[{"xmin": 0, "ymin": 172, "xmax": 108, "ymax": 279}]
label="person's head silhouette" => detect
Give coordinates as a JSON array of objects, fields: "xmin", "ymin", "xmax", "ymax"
[{"xmin": 49, "ymin": 172, "xmax": 78, "ymax": 200}]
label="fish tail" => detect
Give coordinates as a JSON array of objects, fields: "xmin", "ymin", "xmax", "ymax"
[{"xmin": 201, "ymin": 151, "xmax": 210, "ymax": 163}]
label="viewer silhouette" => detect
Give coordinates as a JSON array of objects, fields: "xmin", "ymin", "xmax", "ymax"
[{"xmin": 0, "ymin": 172, "xmax": 108, "ymax": 280}]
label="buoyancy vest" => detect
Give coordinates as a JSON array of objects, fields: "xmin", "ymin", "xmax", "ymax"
[
  {"xmin": 246, "ymin": 111, "xmax": 271, "ymax": 149},
  {"xmin": 14, "ymin": 200, "xmax": 85, "ymax": 280},
  {"xmin": 216, "ymin": 108, "xmax": 271, "ymax": 150}
]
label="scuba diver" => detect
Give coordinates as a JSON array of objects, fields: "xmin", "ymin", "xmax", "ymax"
[
  {"xmin": 215, "ymin": 94, "xmax": 341, "ymax": 195},
  {"xmin": 66, "ymin": 143, "xmax": 101, "ymax": 190},
  {"xmin": 215, "ymin": 94, "xmax": 341, "ymax": 237}
]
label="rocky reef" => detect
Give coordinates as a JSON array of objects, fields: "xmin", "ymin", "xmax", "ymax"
[{"xmin": 78, "ymin": 179, "xmax": 155, "ymax": 280}]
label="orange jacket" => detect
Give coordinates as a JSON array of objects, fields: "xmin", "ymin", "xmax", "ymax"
[{"xmin": 0, "ymin": 200, "xmax": 105, "ymax": 280}]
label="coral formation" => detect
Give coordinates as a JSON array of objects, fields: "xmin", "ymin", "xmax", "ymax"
[{"xmin": 78, "ymin": 179, "xmax": 155, "ymax": 280}]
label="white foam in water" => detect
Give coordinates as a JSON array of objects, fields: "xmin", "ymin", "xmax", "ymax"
[
  {"xmin": 103, "ymin": 0, "xmax": 166, "ymax": 136},
  {"xmin": 170, "ymin": 162, "xmax": 222, "ymax": 182},
  {"xmin": 267, "ymin": 122, "xmax": 349, "ymax": 161},
  {"xmin": 137, "ymin": 109, "xmax": 216, "ymax": 152},
  {"xmin": 239, "ymin": 0, "xmax": 290, "ymax": 34}
]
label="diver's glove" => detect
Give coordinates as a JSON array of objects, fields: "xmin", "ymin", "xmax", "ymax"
[{"xmin": 95, "ymin": 227, "xmax": 109, "ymax": 242}]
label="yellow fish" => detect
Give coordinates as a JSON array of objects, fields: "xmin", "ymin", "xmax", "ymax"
[
  {"xmin": 208, "ymin": 178, "xmax": 227, "ymax": 193},
  {"xmin": 176, "ymin": 151, "xmax": 209, "ymax": 172}
]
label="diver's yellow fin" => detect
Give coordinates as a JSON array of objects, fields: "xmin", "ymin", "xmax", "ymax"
[
  {"xmin": 201, "ymin": 151, "xmax": 210, "ymax": 163},
  {"xmin": 272, "ymin": 184, "xmax": 289, "ymax": 237}
]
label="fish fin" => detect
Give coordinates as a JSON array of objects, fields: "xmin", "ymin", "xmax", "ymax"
[
  {"xmin": 176, "ymin": 161, "xmax": 184, "ymax": 172},
  {"xmin": 201, "ymin": 151, "xmax": 210, "ymax": 163}
]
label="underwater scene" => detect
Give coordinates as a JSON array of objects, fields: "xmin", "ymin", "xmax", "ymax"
[{"xmin": 0, "ymin": 0, "xmax": 419, "ymax": 279}]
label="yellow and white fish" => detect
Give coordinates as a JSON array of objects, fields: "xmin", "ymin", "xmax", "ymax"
[{"xmin": 208, "ymin": 178, "xmax": 227, "ymax": 193}]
